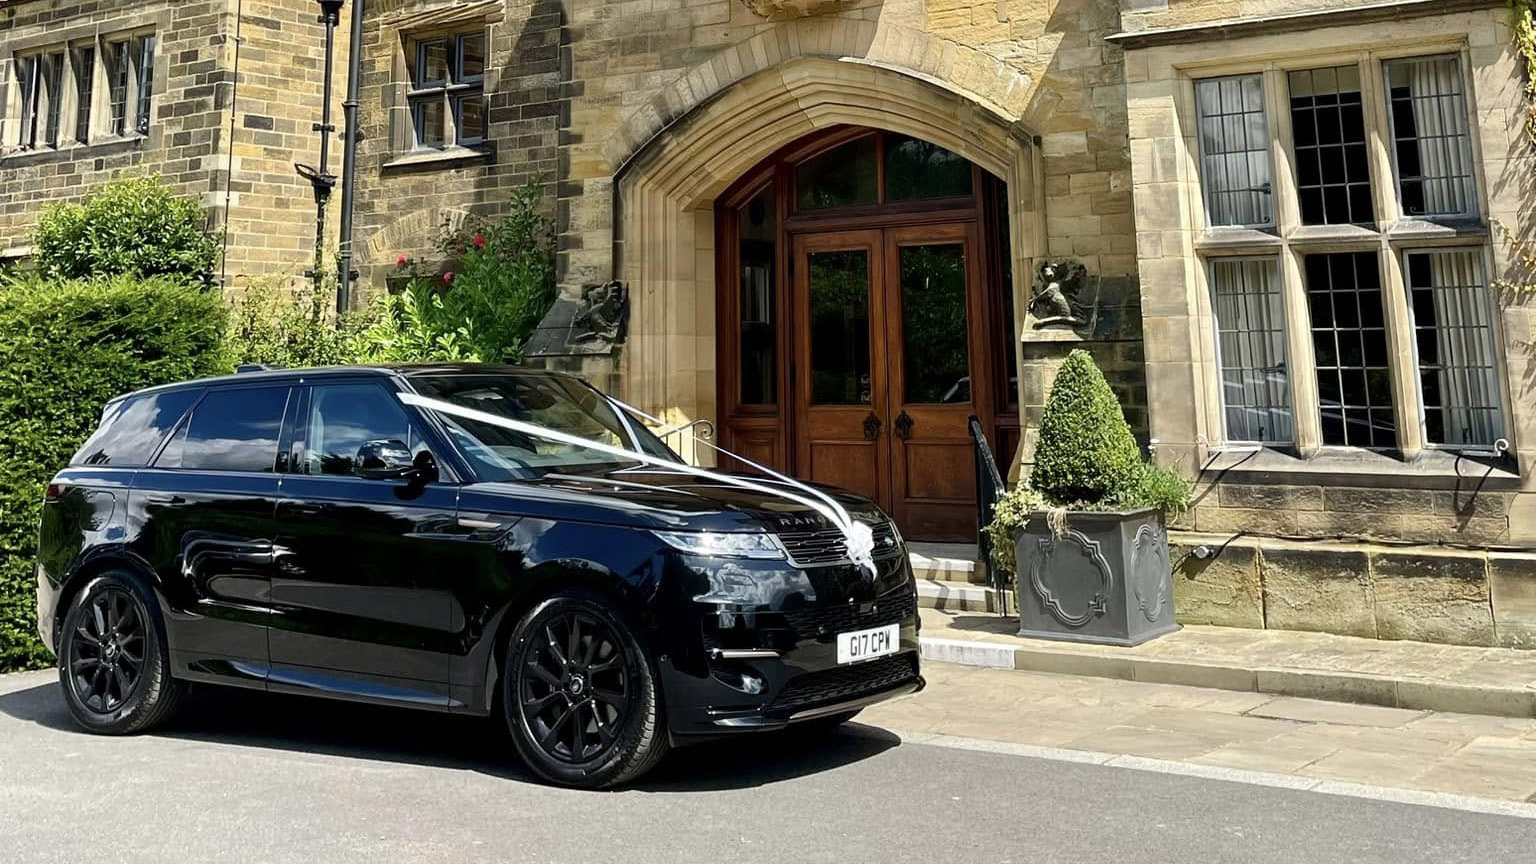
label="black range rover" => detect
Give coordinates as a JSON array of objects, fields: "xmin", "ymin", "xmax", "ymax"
[{"xmin": 35, "ymin": 365, "xmax": 921, "ymax": 788}]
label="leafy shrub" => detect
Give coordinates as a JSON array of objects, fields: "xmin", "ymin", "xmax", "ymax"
[
  {"xmin": 0, "ymin": 275, "xmax": 227, "ymax": 671},
  {"xmin": 225, "ymin": 277, "xmax": 366, "ymax": 369},
  {"xmin": 371, "ymin": 180, "xmax": 556, "ymax": 364},
  {"xmin": 33, "ymin": 176, "xmax": 220, "ymax": 284},
  {"xmin": 1029, "ymin": 349, "xmax": 1144, "ymax": 505},
  {"xmin": 985, "ymin": 349, "xmax": 1192, "ymax": 579}
]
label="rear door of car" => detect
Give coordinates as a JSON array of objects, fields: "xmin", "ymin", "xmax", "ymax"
[
  {"xmin": 131, "ymin": 383, "xmax": 293, "ymax": 686},
  {"xmin": 268, "ymin": 379, "xmax": 468, "ymax": 708}
]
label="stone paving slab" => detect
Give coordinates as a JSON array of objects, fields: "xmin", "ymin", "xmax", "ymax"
[
  {"xmin": 919, "ymin": 607, "xmax": 1536, "ymax": 718},
  {"xmin": 859, "ymin": 662, "xmax": 1536, "ymax": 804}
]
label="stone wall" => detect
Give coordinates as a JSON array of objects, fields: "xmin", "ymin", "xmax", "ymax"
[
  {"xmin": 1171, "ymin": 532, "xmax": 1536, "ymax": 649},
  {"xmin": 0, "ymin": 0, "xmax": 342, "ymax": 287},
  {"xmin": 0, "ymin": 1, "xmax": 226, "ymax": 258}
]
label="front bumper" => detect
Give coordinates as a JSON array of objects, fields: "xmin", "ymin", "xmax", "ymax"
[{"xmin": 659, "ymin": 574, "xmax": 924, "ymax": 740}]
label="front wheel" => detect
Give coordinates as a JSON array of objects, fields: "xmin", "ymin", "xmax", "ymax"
[
  {"xmin": 502, "ymin": 591, "xmax": 668, "ymax": 789},
  {"xmin": 58, "ymin": 571, "xmax": 185, "ymax": 734}
]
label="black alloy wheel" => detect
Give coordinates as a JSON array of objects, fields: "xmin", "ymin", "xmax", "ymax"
[
  {"xmin": 504, "ymin": 591, "xmax": 667, "ymax": 788},
  {"xmin": 67, "ymin": 586, "xmax": 146, "ymax": 714},
  {"xmin": 58, "ymin": 572, "xmax": 185, "ymax": 734},
  {"xmin": 520, "ymin": 610, "xmax": 631, "ymax": 763}
]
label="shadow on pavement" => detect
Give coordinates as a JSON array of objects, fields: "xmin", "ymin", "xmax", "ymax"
[
  {"xmin": 0, "ymin": 678, "xmax": 900, "ymax": 792},
  {"xmin": 935, "ymin": 613, "xmax": 1019, "ymax": 637}
]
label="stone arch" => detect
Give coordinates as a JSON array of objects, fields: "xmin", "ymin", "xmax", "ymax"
[
  {"xmin": 355, "ymin": 205, "xmax": 470, "ymax": 285},
  {"xmin": 602, "ymin": 18, "xmax": 1035, "ymax": 174},
  {"xmin": 614, "ymin": 56, "xmax": 1043, "ymax": 454}
]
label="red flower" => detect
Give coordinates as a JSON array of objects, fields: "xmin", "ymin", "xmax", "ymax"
[
  {"xmin": 395, "ymin": 254, "xmax": 407, "ymax": 268},
  {"xmin": 472, "ymin": 234, "xmax": 486, "ymax": 248},
  {"xmin": 442, "ymin": 271, "xmax": 454, "ymax": 284}
]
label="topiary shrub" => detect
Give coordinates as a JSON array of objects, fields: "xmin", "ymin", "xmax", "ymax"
[
  {"xmin": 0, "ymin": 275, "xmax": 227, "ymax": 671},
  {"xmin": 33, "ymin": 176, "xmax": 220, "ymax": 284},
  {"xmin": 1029, "ymin": 348, "xmax": 1144, "ymax": 506}
]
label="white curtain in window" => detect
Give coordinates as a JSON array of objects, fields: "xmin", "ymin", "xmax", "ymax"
[
  {"xmin": 1403, "ymin": 58, "xmax": 1474, "ymax": 216},
  {"xmin": 1420, "ymin": 250, "xmax": 1500, "ymax": 446}
]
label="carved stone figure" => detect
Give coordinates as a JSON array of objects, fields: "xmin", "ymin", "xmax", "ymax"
[
  {"xmin": 572, "ymin": 280, "xmax": 628, "ymax": 344},
  {"xmin": 1028, "ymin": 260, "xmax": 1087, "ymax": 328}
]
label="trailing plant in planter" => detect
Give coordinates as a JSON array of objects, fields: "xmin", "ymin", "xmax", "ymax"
[{"xmin": 986, "ymin": 349, "xmax": 1191, "ymax": 645}]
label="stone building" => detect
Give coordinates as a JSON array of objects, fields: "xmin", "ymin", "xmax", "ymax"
[{"xmin": 2, "ymin": 0, "xmax": 1534, "ymax": 646}]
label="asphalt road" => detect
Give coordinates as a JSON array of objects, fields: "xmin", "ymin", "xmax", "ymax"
[{"xmin": 1, "ymin": 669, "xmax": 1532, "ymax": 864}]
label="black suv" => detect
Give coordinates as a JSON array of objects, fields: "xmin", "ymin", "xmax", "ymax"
[{"xmin": 36, "ymin": 365, "xmax": 921, "ymax": 787}]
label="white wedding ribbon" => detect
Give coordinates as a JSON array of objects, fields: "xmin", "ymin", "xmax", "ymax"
[{"xmin": 397, "ymin": 392, "xmax": 879, "ymax": 577}]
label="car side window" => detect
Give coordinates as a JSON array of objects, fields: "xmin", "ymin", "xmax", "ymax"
[
  {"xmin": 71, "ymin": 388, "xmax": 202, "ymax": 467},
  {"xmin": 157, "ymin": 386, "xmax": 290, "ymax": 473},
  {"xmin": 302, "ymin": 383, "xmax": 430, "ymax": 477}
]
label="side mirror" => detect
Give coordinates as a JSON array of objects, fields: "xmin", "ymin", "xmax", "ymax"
[{"xmin": 355, "ymin": 439, "xmax": 415, "ymax": 480}]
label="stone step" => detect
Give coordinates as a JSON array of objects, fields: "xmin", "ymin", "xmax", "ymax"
[
  {"xmin": 916, "ymin": 578, "xmax": 1014, "ymax": 614},
  {"xmin": 907, "ymin": 542, "xmax": 990, "ymax": 585}
]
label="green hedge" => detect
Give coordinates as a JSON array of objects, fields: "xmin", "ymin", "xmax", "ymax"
[{"xmin": 0, "ymin": 276, "xmax": 227, "ymax": 672}]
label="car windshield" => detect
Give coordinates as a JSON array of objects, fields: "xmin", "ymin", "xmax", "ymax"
[{"xmin": 409, "ymin": 373, "xmax": 676, "ymax": 480}]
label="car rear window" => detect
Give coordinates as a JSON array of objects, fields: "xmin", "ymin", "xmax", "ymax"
[
  {"xmin": 70, "ymin": 389, "xmax": 202, "ymax": 468},
  {"xmin": 156, "ymin": 386, "xmax": 290, "ymax": 473}
]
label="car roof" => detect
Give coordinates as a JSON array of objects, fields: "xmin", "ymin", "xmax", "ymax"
[{"xmin": 107, "ymin": 363, "xmax": 574, "ymax": 406}]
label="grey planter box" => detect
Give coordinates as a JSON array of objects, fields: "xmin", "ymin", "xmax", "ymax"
[{"xmin": 1014, "ymin": 508, "xmax": 1179, "ymax": 646}]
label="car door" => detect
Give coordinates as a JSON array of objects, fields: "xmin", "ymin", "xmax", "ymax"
[
  {"xmin": 132, "ymin": 383, "xmax": 292, "ymax": 687},
  {"xmin": 269, "ymin": 380, "xmax": 467, "ymax": 707}
]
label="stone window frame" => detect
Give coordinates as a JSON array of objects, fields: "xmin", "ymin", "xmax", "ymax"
[
  {"xmin": 380, "ymin": 0, "xmax": 502, "ymax": 169},
  {"xmin": 3, "ymin": 25, "xmax": 159, "ymax": 159},
  {"xmin": 1184, "ymin": 43, "xmax": 1513, "ymax": 461},
  {"xmin": 403, "ymin": 29, "xmax": 485, "ymax": 151}
]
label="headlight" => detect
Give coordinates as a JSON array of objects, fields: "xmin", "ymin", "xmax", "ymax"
[{"xmin": 654, "ymin": 530, "xmax": 785, "ymax": 560}]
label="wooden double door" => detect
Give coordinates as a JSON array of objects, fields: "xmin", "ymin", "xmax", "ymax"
[{"xmin": 792, "ymin": 223, "xmax": 985, "ymax": 541}]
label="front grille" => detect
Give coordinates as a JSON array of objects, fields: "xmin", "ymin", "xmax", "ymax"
[
  {"xmin": 767, "ymin": 652, "xmax": 919, "ymax": 713},
  {"xmin": 780, "ymin": 590, "xmax": 916, "ymax": 642},
  {"xmin": 776, "ymin": 521, "xmax": 900, "ymax": 567}
]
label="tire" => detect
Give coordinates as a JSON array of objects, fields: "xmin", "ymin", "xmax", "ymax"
[
  {"xmin": 57, "ymin": 570, "xmax": 185, "ymax": 735},
  {"xmin": 502, "ymin": 590, "xmax": 668, "ymax": 789}
]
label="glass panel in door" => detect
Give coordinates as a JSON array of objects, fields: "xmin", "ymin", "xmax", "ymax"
[{"xmin": 808, "ymin": 250, "xmax": 873, "ymax": 405}]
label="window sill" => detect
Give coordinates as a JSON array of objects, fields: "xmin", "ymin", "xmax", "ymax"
[
  {"xmin": 381, "ymin": 145, "xmax": 492, "ymax": 172},
  {"xmin": 1200, "ymin": 444, "xmax": 1521, "ymax": 490},
  {"xmin": 1285, "ymin": 223, "xmax": 1381, "ymax": 247},
  {"xmin": 1386, "ymin": 219, "xmax": 1488, "ymax": 243},
  {"xmin": 1196, "ymin": 227, "xmax": 1282, "ymax": 252},
  {"xmin": 0, "ymin": 134, "xmax": 146, "ymax": 165}
]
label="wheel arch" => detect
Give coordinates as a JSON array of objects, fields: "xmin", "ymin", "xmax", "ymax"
[{"xmin": 53, "ymin": 550, "xmax": 166, "ymax": 650}]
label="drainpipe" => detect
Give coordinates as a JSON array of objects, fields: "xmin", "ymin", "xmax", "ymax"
[
  {"xmin": 295, "ymin": 0, "xmax": 342, "ymax": 294},
  {"xmin": 334, "ymin": 0, "xmax": 365, "ymax": 316}
]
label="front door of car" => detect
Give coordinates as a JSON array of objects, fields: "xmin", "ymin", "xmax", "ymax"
[{"xmin": 269, "ymin": 381, "xmax": 466, "ymax": 707}]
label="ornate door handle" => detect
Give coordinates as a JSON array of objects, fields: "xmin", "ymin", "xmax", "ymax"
[
  {"xmin": 862, "ymin": 412, "xmax": 882, "ymax": 441},
  {"xmin": 894, "ymin": 411, "xmax": 914, "ymax": 441}
]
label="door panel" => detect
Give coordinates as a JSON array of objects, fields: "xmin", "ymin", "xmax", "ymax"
[
  {"xmin": 793, "ymin": 230, "xmax": 889, "ymax": 509},
  {"xmin": 885, "ymin": 224, "xmax": 982, "ymax": 540},
  {"xmin": 269, "ymin": 381, "xmax": 469, "ymax": 708}
]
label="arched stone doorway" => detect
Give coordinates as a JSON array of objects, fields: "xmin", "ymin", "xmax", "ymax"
[
  {"xmin": 714, "ymin": 126, "xmax": 1016, "ymax": 541},
  {"xmin": 614, "ymin": 58, "xmax": 1041, "ymax": 541}
]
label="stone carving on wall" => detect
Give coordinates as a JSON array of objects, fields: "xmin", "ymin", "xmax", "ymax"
[
  {"xmin": 523, "ymin": 280, "xmax": 630, "ymax": 359},
  {"xmin": 1027, "ymin": 260, "xmax": 1088, "ymax": 330},
  {"xmin": 739, "ymin": 0, "xmax": 858, "ymax": 18}
]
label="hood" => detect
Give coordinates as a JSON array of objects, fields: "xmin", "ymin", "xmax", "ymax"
[{"xmin": 457, "ymin": 466, "xmax": 882, "ymax": 533}]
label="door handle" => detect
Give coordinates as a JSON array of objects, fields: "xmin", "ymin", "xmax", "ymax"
[
  {"xmin": 895, "ymin": 411, "xmax": 914, "ymax": 441},
  {"xmin": 286, "ymin": 502, "xmax": 329, "ymax": 516},
  {"xmin": 142, "ymin": 494, "xmax": 185, "ymax": 505},
  {"xmin": 862, "ymin": 412, "xmax": 882, "ymax": 441}
]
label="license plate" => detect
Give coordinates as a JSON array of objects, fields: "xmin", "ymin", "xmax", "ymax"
[{"xmin": 836, "ymin": 623, "xmax": 900, "ymax": 665}]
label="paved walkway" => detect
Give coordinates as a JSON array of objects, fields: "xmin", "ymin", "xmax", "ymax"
[
  {"xmin": 918, "ymin": 607, "xmax": 1536, "ymax": 717},
  {"xmin": 862, "ymin": 661, "xmax": 1536, "ymax": 803}
]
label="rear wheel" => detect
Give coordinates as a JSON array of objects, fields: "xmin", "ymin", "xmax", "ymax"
[
  {"xmin": 58, "ymin": 571, "xmax": 185, "ymax": 734},
  {"xmin": 502, "ymin": 591, "xmax": 668, "ymax": 789}
]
